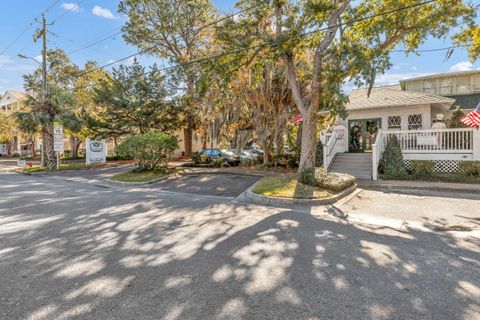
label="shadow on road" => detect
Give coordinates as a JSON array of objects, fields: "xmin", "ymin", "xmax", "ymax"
[{"xmin": 0, "ymin": 175, "xmax": 479, "ymax": 319}]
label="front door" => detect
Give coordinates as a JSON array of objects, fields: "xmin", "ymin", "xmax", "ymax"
[{"xmin": 348, "ymin": 118, "xmax": 381, "ymax": 152}]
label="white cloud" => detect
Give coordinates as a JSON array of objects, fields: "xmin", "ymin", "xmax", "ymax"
[
  {"xmin": 450, "ymin": 61, "xmax": 472, "ymax": 72},
  {"xmin": 61, "ymin": 2, "xmax": 82, "ymax": 12},
  {"xmin": 92, "ymin": 6, "xmax": 115, "ymax": 19},
  {"xmin": 412, "ymin": 66, "xmax": 417, "ymax": 71},
  {"xmin": 0, "ymin": 55, "xmax": 14, "ymax": 67}
]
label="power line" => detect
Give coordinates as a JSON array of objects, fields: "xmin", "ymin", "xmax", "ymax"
[
  {"xmin": 51, "ymin": 0, "xmax": 89, "ymax": 25},
  {"xmin": 80, "ymin": 0, "xmax": 438, "ymax": 79},
  {"xmin": 391, "ymin": 45, "xmax": 463, "ymax": 53},
  {"xmin": 78, "ymin": 3, "xmax": 265, "ymax": 77},
  {"xmin": 68, "ymin": 31, "xmax": 123, "ymax": 55},
  {"xmin": 0, "ymin": 0, "xmax": 63, "ymax": 55}
]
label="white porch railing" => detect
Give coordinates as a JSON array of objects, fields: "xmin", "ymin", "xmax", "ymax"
[
  {"xmin": 383, "ymin": 128, "xmax": 475, "ymax": 154},
  {"xmin": 371, "ymin": 127, "xmax": 480, "ymax": 180},
  {"xmin": 323, "ymin": 131, "xmax": 338, "ymax": 170},
  {"xmin": 371, "ymin": 129, "xmax": 383, "ymax": 180}
]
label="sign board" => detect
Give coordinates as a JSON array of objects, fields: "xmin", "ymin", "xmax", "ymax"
[
  {"xmin": 86, "ymin": 138, "xmax": 106, "ymax": 165},
  {"xmin": 333, "ymin": 125, "xmax": 347, "ymax": 144},
  {"xmin": 17, "ymin": 160, "xmax": 27, "ymax": 167},
  {"xmin": 53, "ymin": 122, "xmax": 64, "ymax": 152},
  {"xmin": 417, "ymin": 136, "xmax": 438, "ymax": 146}
]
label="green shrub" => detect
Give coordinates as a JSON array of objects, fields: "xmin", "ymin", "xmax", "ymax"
[
  {"xmin": 298, "ymin": 167, "xmax": 355, "ymax": 193},
  {"xmin": 379, "ymin": 135, "xmax": 407, "ymax": 179},
  {"xmin": 213, "ymin": 157, "xmax": 225, "ymax": 168},
  {"xmin": 116, "ymin": 132, "xmax": 178, "ymax": 171},
  {"xmin": 459, "ymin": 161, "xmax": 480, "ymax": 176},
  {"xmin": 411, "ymin": 160, "xmax": 436, "ymax": 178},
  {"xmin": 241, "ymin": 158, "xmax": 254, "ymax": 167},
  {"xmin": 106, "ymin": 154, "xmax": 133, "ymax": 161},
  {"xmin": 315, "ymin": 141, "xmax": 323, "ymax": 166}
]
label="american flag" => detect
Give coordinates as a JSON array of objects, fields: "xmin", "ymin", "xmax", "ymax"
[
  {"xmin": 290, "ymin": 113, "xmax": 303, "ymax": 125},
  {"xmin": 461, "ymin": 102, "xmax": 480, "ymax": 128}
]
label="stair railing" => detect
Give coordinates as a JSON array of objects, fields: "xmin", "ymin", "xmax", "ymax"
[
  {"xmin": 323, "ymin": 131, "xmax": 338, "ymax": 171},
  {"xmin": 372, "ymin": 129, "xmax": 383, "ymax": 180}
]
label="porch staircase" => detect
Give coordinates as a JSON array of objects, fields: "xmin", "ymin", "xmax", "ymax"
[{"xmin": 329, "ymin": 153, "xmax": 373, "ymax": 180}]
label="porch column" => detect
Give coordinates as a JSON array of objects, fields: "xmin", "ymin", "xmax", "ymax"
[{"xmin": 473, "ymin": 129, "xmax": 480, "ymax": 161}]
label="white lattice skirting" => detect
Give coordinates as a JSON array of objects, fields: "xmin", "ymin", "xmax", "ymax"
[{"xmin": 404, "ymin": 160, "xmax": 460, "ymax": 173}]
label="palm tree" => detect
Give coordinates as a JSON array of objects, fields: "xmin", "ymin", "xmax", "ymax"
[{"xmin": 15, "ymin": 86, "xmax": 82, "ymax": 169}]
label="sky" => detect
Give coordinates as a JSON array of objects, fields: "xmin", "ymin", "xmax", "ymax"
[{"xmin": 0, "ymin": 0, "xmax": 479, "ymax": 94}]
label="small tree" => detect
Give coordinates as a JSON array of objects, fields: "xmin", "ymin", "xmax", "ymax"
[
  {"xmin": 91, "ymin": 61, "xmax": 181, "ymax": 138},
  {"xmin": 448, "ymin": 106, "xmax": 468, "ymax": 128},
  {"xmin": 379, "ymin": 135, "xmax": 407, "ymax": 179},
  {"xmin": 116, "ymin": 132, "xmax": 179, "ymax": 171}
]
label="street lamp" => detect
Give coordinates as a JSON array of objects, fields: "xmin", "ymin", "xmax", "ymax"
[{"xmin": 17, "ymin": 53, "xmax": 41, "ymax": 65}]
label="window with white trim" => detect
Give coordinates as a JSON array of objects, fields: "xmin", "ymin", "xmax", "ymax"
[
  {"xmin": 408, "ymin": 114, "xmax": 422, "ymax": 130},
  {"xmin": 388, "ymin": 116, "xmax": 401, "ymax": 130}
]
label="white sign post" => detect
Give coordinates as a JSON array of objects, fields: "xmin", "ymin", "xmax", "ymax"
[
  {"xmin": 53, "ymin": 122, "xmax": 64, "ymax": 170},
  {"xmin": 86, "ymin": 138, "xmax": 106, "ymax": 165}
]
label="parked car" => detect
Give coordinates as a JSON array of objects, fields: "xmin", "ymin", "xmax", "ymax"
[
  {"xmin": 222, "ymin": 148, "xmax": 258, "ymax": 161},
  {"xmin": 200, "ymin": 149, "xmax": 240, "ymax": 166},
  {"xmin": 244, "ymin": 146, "xmax": 263, "ymax": 156}
]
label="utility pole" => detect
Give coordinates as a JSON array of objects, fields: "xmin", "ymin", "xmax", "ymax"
[
  {"xmin": 18, "ymin": 14, "xmax": 50, "ymax": 167},
  {"xmin": 40, "ymin": 14, "xmax": 48, "ymax": 167},
  {"xmin": 38, "ymin": 14, "xmax": 48, "ymax": 167}
]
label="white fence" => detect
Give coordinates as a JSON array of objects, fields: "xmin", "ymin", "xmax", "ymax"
[{"xmin": 383, "ymin": 128, "xmax": 475, "ymax": 154}]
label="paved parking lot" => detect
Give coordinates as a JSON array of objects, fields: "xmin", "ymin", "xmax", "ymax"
[{"xmin": 150, "ymin": 173, "xmax": 261, "ymax": 197}]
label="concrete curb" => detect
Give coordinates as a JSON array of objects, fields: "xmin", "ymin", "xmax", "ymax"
[
  {"xmin": 358, "ymin": 180, "xmax": 480, "ymax": 194},
  {"xmin": 241, "ymin": 182, "xmax": 357, "ymax": 207}
]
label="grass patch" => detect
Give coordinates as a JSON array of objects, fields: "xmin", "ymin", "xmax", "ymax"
[
  {"xmin": 21, "ymin": 163, "xmax": 94, "ymax": 173},
  {"xmin": 111, "ymin": 169, "xmax": 171, "ymax": 183},
  {"xmin": 252, "ymin": 175, "xmax": 334, "ymax": 199},
  {"xmin": 380, "ymin": 173, "xmax": 480, "ymax": 184}
]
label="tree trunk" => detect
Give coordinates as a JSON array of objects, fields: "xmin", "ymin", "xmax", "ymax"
[
  {"xmin": 183, "ymin": 126, "xmax": 193, "ymax": 158},
  {"xmin": 69, "ymin": 136, "xmax": 82, "ymax": 158},
  {"xmin": 183, "ymin": 70, "xmax": 195, "ymax": 158},
  {"xmin": 43, "ymin": 128, "xmax": 57, "ymax": 170},
  {"xmin": 31, "ymin": 137, "xmax": 36, "ymax": 157},
  {"xmin": 298, "ymin": 108, "xmax": 318, "ymax": 171},
  {"xmin": 41, "ymin": 131, "xmax": 47, "ymax": 167}
]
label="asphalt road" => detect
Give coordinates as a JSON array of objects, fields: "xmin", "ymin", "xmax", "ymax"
[{"xmin": 0, "ymin": 171, "xmax": 479, "ymax": 320}]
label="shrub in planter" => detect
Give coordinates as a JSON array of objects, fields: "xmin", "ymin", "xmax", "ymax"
[
  {"xmin": 379, "ymin": 135, "xmax": 407, "ymax": 179},
  {"xmin": 116, "ymin": 132, "xmax": 178, "ymax": 171},
  {"xmin": 411, "ymin": 160, "xmax": 436, "ymax": 178},
  {"xmin": 298, "ymin": 167, "xmax": 355, "ymax": 193},
  {"xmin": 459, "ymin": 161, "xmax": 480, "ymax": 176}
]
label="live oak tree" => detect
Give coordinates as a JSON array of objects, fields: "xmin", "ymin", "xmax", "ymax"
[
  {"xmin": 92, "ymin": 61, "xmax": 181, "ymax": 138},
  {"xmin": 221, "ymin": 0, "xmax": 475, "ymax": 171},
  {"xmin": 119, "ymin": 0, "xmax": 217, "ymax": 157},
  {"xmin": 454, "ymin": 26, "xmax": 480, "ymax": 60}
]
